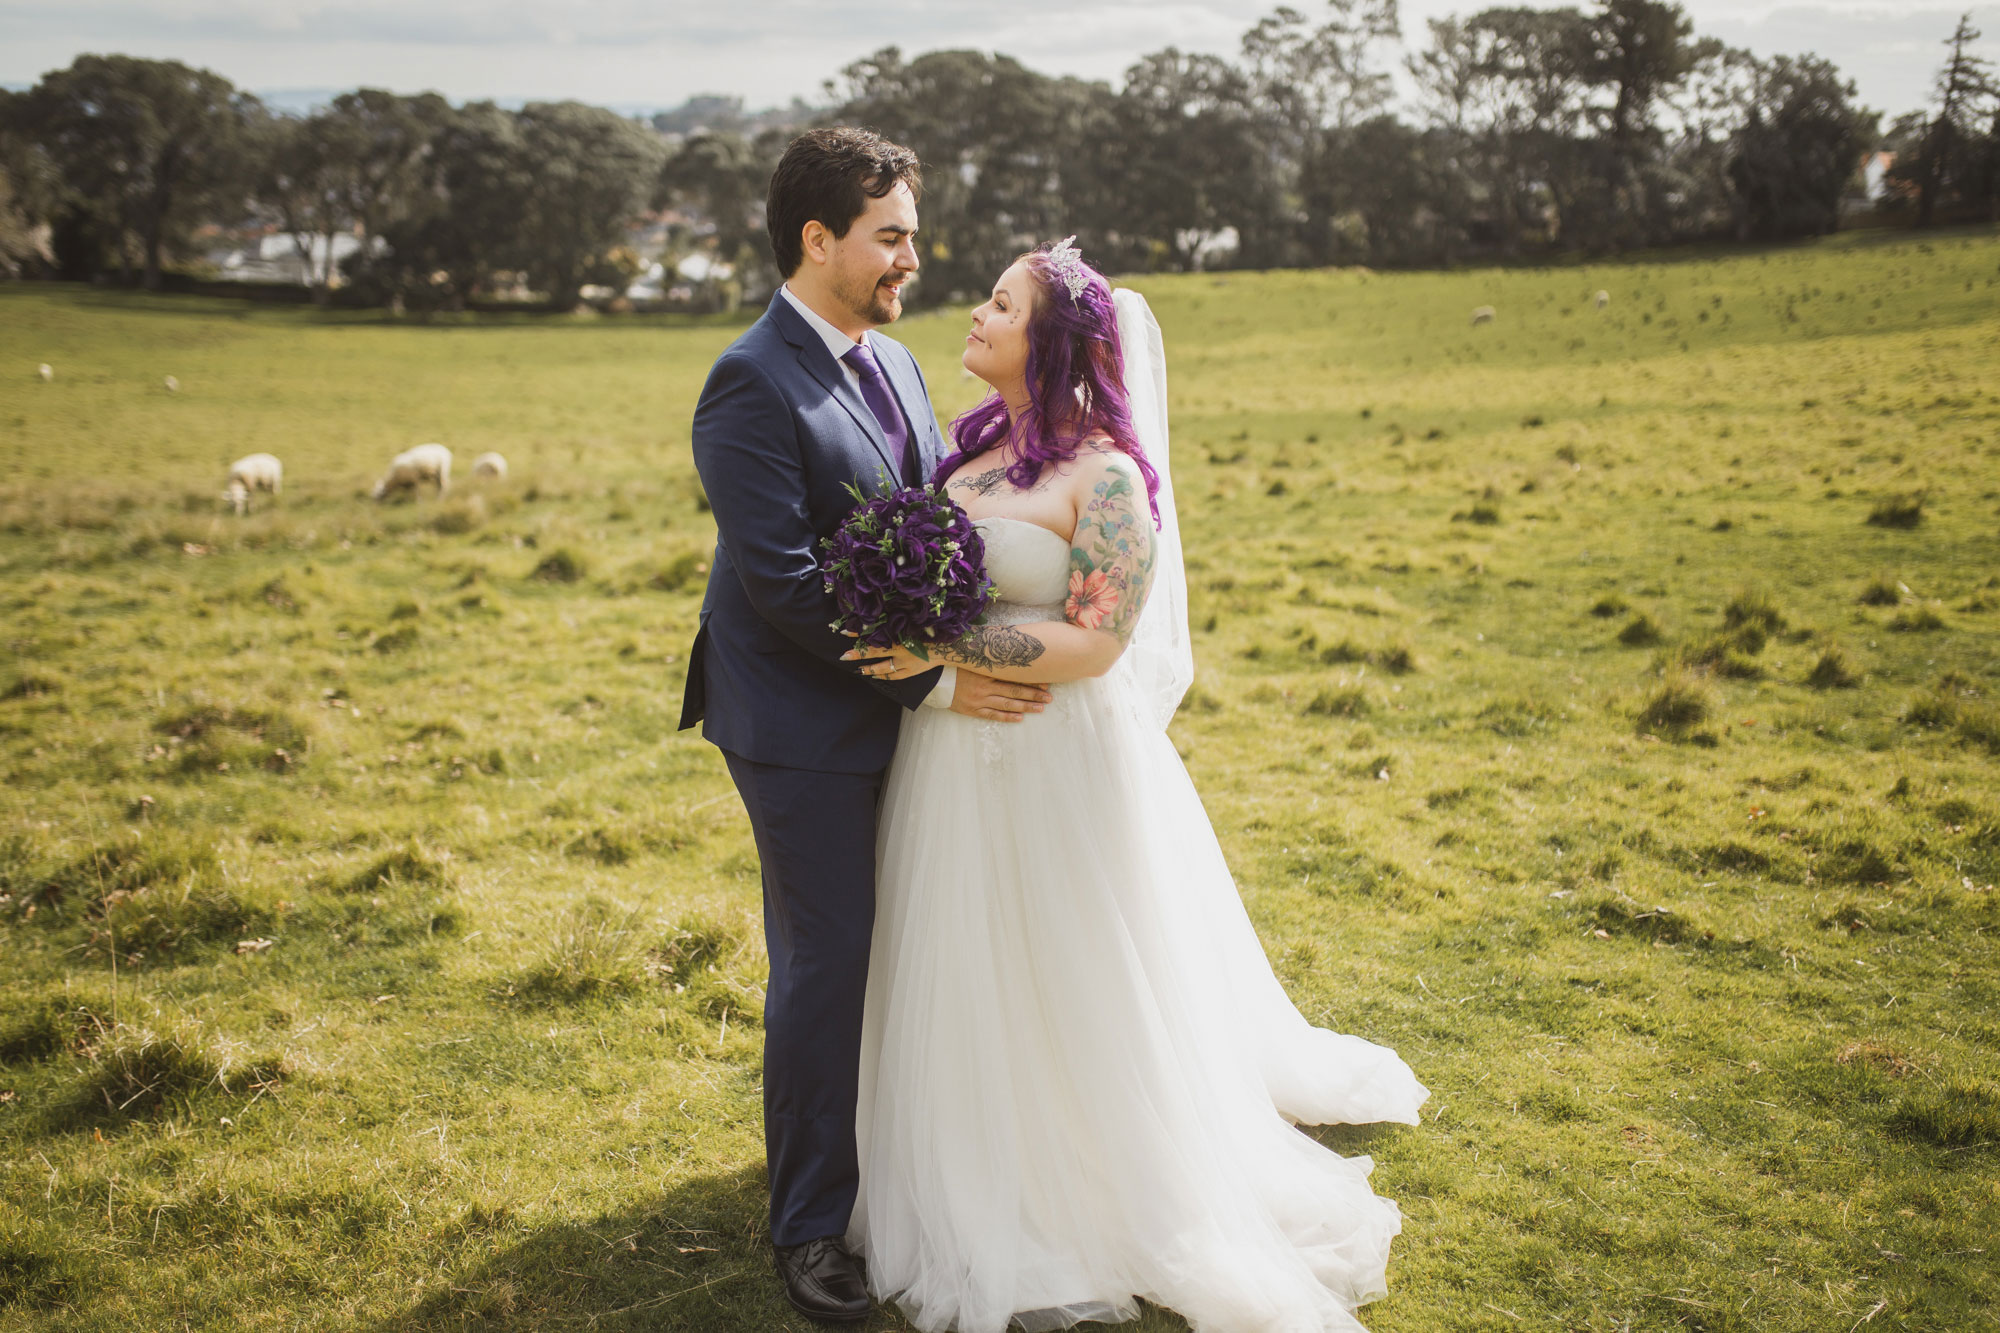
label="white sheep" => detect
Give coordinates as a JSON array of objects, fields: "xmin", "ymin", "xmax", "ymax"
[
  {"xmin": 164, "ymin": 375, "xmax": 180, "ymax": 393},
  {"xmin": 371, "ymin": 443, "xmax": 453, "ymax": 501},
  {"xmin": 224, "ymin": 452, "xmax": 283, "ymax": 515},
  {"xmin": 1470, "ymin": 306, "xmax": 1495, "ymax": 326},
  {"xmin": 1594, "ymin": 289, "xmax": 1610, "ymax": 309},
  {"xmin": 37, "ymin": 363, "xmax": 52, "ymax": 381},
  {"xmin": 470, "ymin": 451, "xmax": 508, "ymax": 481}
]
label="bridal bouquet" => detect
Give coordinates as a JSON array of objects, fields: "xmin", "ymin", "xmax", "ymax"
[{"xmin": 821, "ymin": 483, "xmax": 994, "ymax": 652}]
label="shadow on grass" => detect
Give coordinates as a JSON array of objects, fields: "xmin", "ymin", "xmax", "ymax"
[
  {"xmin": 369, "ymin": 1161, "xmax": 790, "ymax": 1332},
  {"xmin": 367, "ymin": 1157, "xmax": 1212, "ymax": 1333}
]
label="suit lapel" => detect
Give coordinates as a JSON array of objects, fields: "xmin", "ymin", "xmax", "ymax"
[{"xmin": 768, "ymin": 294, "xmax": 903, "ymax": 487}]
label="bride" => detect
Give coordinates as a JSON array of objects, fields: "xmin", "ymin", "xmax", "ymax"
[{"xmin": 841, "ymin": 238, "xmax": 1427, "ymax": 1333}]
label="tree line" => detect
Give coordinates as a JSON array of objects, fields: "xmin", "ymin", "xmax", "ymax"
[{"xmin": 0, "ymin": 2, "xmax": 1994, "ymax": 309}]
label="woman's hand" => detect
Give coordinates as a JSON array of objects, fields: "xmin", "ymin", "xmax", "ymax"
[{"xmin": 841, "ymin": 640, "xmax": 936, "ymax": 681}]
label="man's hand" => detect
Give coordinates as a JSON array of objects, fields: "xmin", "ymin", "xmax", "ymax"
[{"xmin": 950, "ymin": 671, "xmax": 1052, "ymax": 723}]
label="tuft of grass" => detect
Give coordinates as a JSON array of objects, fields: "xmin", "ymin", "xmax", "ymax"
[
  {"xmin": 342, "ymin": 842, "xmax": 452, "ymax": 893},
  {"xmin": 1866, "ymin": 493, "xmax": 1926, "ymax": 528},
  {"xmin": 0, "ymin": 1234, "xmax": 84, "ymax": 1309},
  {"xmin": 646, "ymin": 551, "xmax": 709, "ymax": 592},
  {"xmin": 1858, "ymin": 574, "xmax": 1905, "ymax": 606},
  {"xmin": 1617, "ymin": 612, "xmax": 1663, "ymax": 646},
  {"xmin": 1805, "ymin": 642, "xmax": 1861, "ymax": 689},
  {"xmin": 509, "ymin": 898, "xmax": 642, "ymax": 1004},
  {"xmin": 566, "ymin": 827, "xmax": 637, "ymax": 865},
  {"xmin": 1588, "ymin": 594, "xmax": 1628, "ymax": 618},
  {"xmin": 1302, "ymin": 685, "xmax": 1371, "ymax": 717},
  {"xmin": 2, "ymin": 671, "xmax": 62, "ymax": 700},
  {"xmin": 1819, "ymin": 838, "xmax": 1903, "ymax": 884},
  {"xmin": 428, "ymin": 494, "xmax": 487, "ymax": 534},
  {"xmin": 1901, "ymin": 675, "xmax": 2000, "ymax": 754},
  {"xmin": 642, "ymin": 912, "xmax": 761, "ymax": 1022},
  {"xmin": 1677, "ymin": 628, "xmax": 1765, "ymax": 678},
  {"xmin": 65, "ymin": 1012, "xmax": 287, "ymax": 1124},
  {"xmin": 1888, "ymin": 605, "xmax": 1946, "ymax": 633},
  {"xmin": 94, "ymin": 880, "xmax": 280, "ymax": 965},
  {"xmin": 153, "ymin": 704, "xmax": 311, "ymax": 774},
  {"xmin": 370, "ymin": 624, "xmax": 420, "ymax": 653},
  {"xmin": 529, "ymin": 548, "xmax": 587, "ymax": 583},
  {"xmin": 1589, "ymin": 894, "xmax": 1703, "ymax": 944},
  {"xmin": 0, "ymin": 995, "xmax": 103, "ymax": 1065},
  {"xmin": 1452, "ymin": 502, "xmax": 1501, "ymax": 525},
  {"xmin": 1636, "ymin": 669, "xmax": 1717, "ymax": 740},
  {"xmin": 1888, "ymin": 1077, "xmax": 2000, "ymax": 1149},
  {"xmin": 1722, "ymin": 587, "xmax": 1786, "ymax": 635},
  {"xmin": 1477, "ymin": 697, "xmax": 1560, "ymax": 737},
  {"xmin": 28, "ymin": 831, "xmax": 219, "ymax": 912}
]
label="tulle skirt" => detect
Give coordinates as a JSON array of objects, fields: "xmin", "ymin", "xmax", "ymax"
[{"xmin": 850, "ymin": 654, "xmax": 1428, "ymax": 1333}]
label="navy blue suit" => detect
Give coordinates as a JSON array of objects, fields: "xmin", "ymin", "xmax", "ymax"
[{"xmin": 679, "ymin": 291, "xmax": 948, "ymax": 1247}]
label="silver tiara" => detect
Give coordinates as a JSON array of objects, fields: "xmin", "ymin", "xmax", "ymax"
[{"xmin": 1045, "ymin": 235, "xmax": 1090, "ymax": 302}]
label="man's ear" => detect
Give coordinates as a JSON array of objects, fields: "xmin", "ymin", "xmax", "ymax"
[{"xmin": 800, "ymin": 220, "xmax": 830, "ymax": 268}]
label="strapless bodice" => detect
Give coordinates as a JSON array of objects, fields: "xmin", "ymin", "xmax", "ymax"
[{"xmin": 973, "ymin": 515, "xmax": 1070, "ymax": 619}]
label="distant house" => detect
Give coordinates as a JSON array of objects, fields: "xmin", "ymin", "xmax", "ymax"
[
  {"xmin": 1863, "ymin": 151, "xmax": 1895, "ymax": 201},
  {"xmin": 204, "ymin": 231, "xmax": 379, "ymax": 285}
]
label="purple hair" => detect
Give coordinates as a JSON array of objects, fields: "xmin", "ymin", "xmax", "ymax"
[{"xmin": 933, "ymin": 241, "xmax": 1162, "ymax": 524}]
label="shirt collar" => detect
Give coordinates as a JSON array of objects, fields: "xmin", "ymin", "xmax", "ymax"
[{"xmin": 780, "ymin": 282, "xmax": 873, "ymax": 364}]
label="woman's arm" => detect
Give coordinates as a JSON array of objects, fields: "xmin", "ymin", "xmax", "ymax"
[{"xmin": 847, "ymin": 453, "xmax": 1156, "ymax": 685}]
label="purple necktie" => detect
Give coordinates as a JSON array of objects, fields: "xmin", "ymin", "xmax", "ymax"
[{"xmin": 841, "ymin": 341, "xmax": 911, "ymax": 481}]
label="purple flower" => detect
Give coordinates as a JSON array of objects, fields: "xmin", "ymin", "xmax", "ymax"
[{"xmin": 820, "ymin": 483, "xmax": 994, "ymax": 651}]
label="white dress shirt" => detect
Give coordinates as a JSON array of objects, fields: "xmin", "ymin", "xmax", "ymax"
[{"xmin": 780, "ymin": 283, "xmax": 956, "ymax": 710}]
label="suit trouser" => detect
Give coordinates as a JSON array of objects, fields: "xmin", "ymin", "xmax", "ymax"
[{"xmin": 721, "ymin": 749, "xmax": 884, "ymax": 1247}]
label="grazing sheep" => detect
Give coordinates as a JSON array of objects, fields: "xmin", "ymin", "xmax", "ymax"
[
  {"xmin": 1594, "ymin": 289, "xmax": 1610, "ymax": 309},
  {"xmin": 224, "ymin": 452, "xmax": 283, "ymax": 515},
  {"xmin": 164, "ymin": 375, "xmax": 179, "ymax": 393},
  {"xmin": 470, "ymin": 451, "xmax": 508, "ymax": 481},
  {"xmin": 371, "ymin": 443, "xmax": 453, "ymax": 501},
  {"xmin": 37, "ymin": 363, "xmax": 52, "ymax": 381},
  {"xmin": 1470, "ymin": 306, "xmax": 1496, "ymax": 326}
]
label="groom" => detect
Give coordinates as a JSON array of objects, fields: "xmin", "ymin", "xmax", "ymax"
[{"xmin": 678, "ymin": 127, "xmax": 1051, "ymax": 1321}]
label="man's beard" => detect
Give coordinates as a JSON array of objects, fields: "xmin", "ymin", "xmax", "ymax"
[{"xmin": 840, "ymin": 268, "xmax": 906, "ymax": 326}]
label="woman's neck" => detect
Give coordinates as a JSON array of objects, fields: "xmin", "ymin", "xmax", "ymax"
[{"xmin": 997, "ymin": 378, "xmax": 1031, "ymax": 423}]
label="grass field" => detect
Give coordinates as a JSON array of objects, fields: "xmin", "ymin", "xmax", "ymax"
[{"xmin": 2, "ymin": 227, "xmax": 1998, "ymax": 1332}]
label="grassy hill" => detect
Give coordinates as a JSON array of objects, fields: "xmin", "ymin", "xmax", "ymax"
[{"xmin": 2, "ymin": 227, "xmax": 1997, "ymax": 1331}]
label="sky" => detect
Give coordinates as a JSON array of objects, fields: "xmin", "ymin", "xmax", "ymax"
[{"xmin": 2, "ymin": 1, "xmax": 1993, "ymax": 122}]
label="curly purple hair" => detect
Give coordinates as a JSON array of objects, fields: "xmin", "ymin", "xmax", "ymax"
[{"xmin": 933, "ymin": 240, "xmax": 1162, "ymax": 524}]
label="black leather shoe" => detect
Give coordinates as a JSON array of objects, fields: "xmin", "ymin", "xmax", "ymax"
[{"xmin": 773, "ymin": 1235, "xmax": 871, "ymax": 1323}]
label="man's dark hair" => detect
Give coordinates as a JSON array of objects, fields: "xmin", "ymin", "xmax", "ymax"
[{"xmin": 766, "ymin": 127, "xmax": 922, "ymax": 277}]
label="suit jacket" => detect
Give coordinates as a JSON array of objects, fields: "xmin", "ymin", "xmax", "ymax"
[{"xmin": 679, "ymin": 291, "xmax": 950, "ymax": 774}]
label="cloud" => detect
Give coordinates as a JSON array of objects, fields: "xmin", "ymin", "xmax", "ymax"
[{"xmin": 1, "ymin": 0, "xmax": 1988, "ymax": 113}]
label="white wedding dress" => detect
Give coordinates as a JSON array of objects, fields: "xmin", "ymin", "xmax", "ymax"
[{"xmin": 848, "ymin": 296, "xmax": 1427, "ymax": 1333}]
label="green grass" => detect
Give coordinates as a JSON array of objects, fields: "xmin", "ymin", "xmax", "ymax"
[{"xmin": 3, "ymin": 225, "xmax": 1999, "ymax": 1331}]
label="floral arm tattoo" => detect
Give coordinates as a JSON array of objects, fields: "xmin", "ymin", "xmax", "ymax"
[
  {"xmin": 948, "ymin": 623, "xmax": 1047, "ymax": 669},
  {"xmin": 1064, "ymin": 463, "xmax": 1155, "ymax": 641}
]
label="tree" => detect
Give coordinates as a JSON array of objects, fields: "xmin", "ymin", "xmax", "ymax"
[
  {"xmin": 1728, "ymin": 55, "xmax": 1876, "ymax": 239},
  {"xmin": 1655, "ymin": 39, "xmax": 1762, "ymax": 239},
  {"xmin": 1242, "ymin": 0, "xmax": 1404, "ymax": 136},
  {"xmin": 655, "ymin": 128, "xmax": 783, "ymax": 302},
  {"xmin": 317, "ymin": 89, "xmax": 453, "ymax": 285},
  {"xmin": 255, "ymin": 112, "xmax": 354, "ymax": 300},
  {"xmin": 20, "ymin": 55, "xmax": 261, "ymax": 288},
  {"xmin": 511, "ymin": 101, "xmax": 666, "ymax": 309},
  {"xmin": 1907, "ymin": 14, "xmax": 1996, "ymax": 225},
  {"xmin": 1586, "ymin": 0, "xmax": 1697, "ymax": 244},
  {"xmin": 1099, "ymin": 50, "xmax": 1279, "ymax": 270},
  {"xmin": 366, "ymin": 101, "xmax": 533, "ymax": 311},
  {"xmin": 0, "ymin": 89, "xmax": 61, "ymax": 277},
  {"xmin": 829, "ymin": 48, "xmax": 1104, "ymax": 301},
  {"xmin": 1453, "ymin": 6, "xmax": 1600, "ymax": 252},
  {"xmin": 1307, "ymin": 114, "xmax": 1463, "ymax": 264}
]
